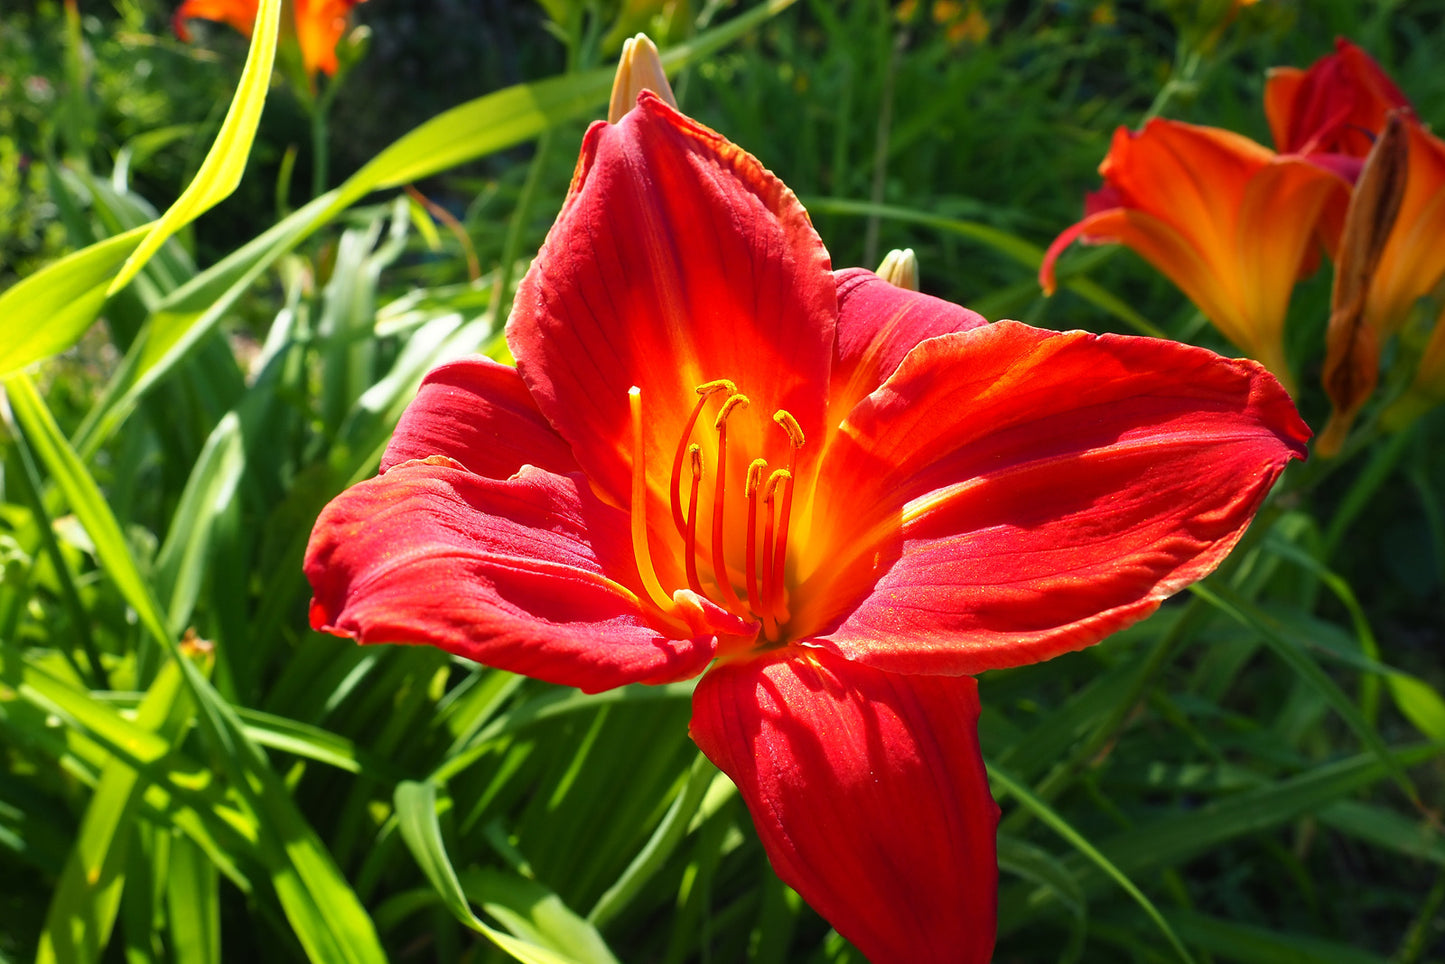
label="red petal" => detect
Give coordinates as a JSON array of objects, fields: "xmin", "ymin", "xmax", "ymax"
[
  {"xmin": 690, "ymin": 649, "xmax": 996, "ymax": 964},
  {"xmin": 828, "ymin": 268, "xmax": 988, "ymax": 430},
  {"xmin": 1267, "ymin": 39, "xmax": 1412, "ymax": 159},
  {"xmin": 172, "ymin": 0, "xmax": 257, "ymax": 38},
  {"xmin": 507, "ymin": 93, "xmax": 836, "ymax": 507},
  {"xmin": 797, "ymin": 322, "xmax": 1309, "ymax": 674},
  {"xmin": 380, "ymin": 356, "xmax": 578, "ymax": 480},
  {"xmin": 305, "ymin": 460, "xmax": 730, "ymax": 692}
]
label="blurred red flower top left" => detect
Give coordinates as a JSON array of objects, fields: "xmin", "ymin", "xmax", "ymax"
[{"xmin": 173, "ymin": 0, "xmax": 364, "ymax": 77}]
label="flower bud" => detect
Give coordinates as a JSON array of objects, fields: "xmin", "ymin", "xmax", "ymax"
[
  {"xmin": 608, "ymin": 34, "xmax": 677, "ymax": 123},
  {"xmin": 875, "ymin": 248, "xmax": 919, "ymax": 291}
]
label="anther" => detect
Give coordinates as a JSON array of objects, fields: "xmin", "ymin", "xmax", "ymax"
[
  {"xmin": 714, "ymin": 393, "xmax": 750, "ymax": 430},
  {"xmin": 744, "ymin": 459, "xmax": 768, "ymax": 610},
  {"xmin": 628, "ymin": 387, "xmax": 675, "ymax": 612},
  {"xmin": 709, "ymin": 394, "xmax": 750, "ymax": 614},
  {"xmin": 684, "ymin": 444, "xmax": 704, "ymax": 596},
  {"xmin": 670, "ymin": 381, "xmax": 736, "ymax": 538},
  {"xmin": 773, "ymin": 409, "xmax": 805, "ymax": 449}
]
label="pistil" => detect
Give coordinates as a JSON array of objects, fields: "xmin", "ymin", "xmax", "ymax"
[{"xmin": 628, "ymin": 387, "xmax": 675, "ymax": 612}]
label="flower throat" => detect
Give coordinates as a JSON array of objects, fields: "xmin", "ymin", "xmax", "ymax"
[{"xmin": 629, "ymin": 382, "xmax": 803, "ymax": 642}]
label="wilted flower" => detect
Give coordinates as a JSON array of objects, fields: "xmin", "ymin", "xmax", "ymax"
[{"xmin": 1320, "ymin": 113, "xmax": 1445, "ymax": 451}]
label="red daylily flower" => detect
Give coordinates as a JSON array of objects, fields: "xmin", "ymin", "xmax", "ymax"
[
  {"xmin": 1265, "ymin": 38, "xmax": 1413, "ymax": 181},
  {"xmin": 1041, "ymin": 118, "xmax": 1348, "ymax": 389},
  {"xmin": 174, "ymin": 0, "xmax": 364, "ymax": 77},
  {"xmin": 307, "ymin": 94, "xmax": 1309, "ymax": 962}
]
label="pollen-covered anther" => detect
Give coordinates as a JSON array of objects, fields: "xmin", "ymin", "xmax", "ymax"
[{"xmin": 773, "ymin": 409, "xmax": 805, "ymax": 450}]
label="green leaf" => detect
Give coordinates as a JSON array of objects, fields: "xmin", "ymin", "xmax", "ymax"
[
  {"xmin": 989, "ymin": 763, "xmax": 1195, "ymax": 964},
  {"xmin": 587, "ymin": 752, "xmax": 715, "ymax": 927},
  {"xmin": 1165, "ymin": 909, "xmax": 1389, "ymax": 964},
  {"xmin": 4, "ymin": 376, "xmax": 388, "ymax": 964},
  {"xmin": 153, "ymin": 412, "xmax": 246, "ymax": 632},
  {"xmin": 37, "ymin": 657, "xmax": 191, "ymax": 964},
  {"xmin": 395, "ymin": 780, "xmax": 616, "ymax": 964},
  {"xmin": 108, "ymin": 0, "xmax": 281, "ymax": 294},
  {"xmin": 0, "ymin": 226, "xmax": 150, "ymax": 380},
  {"xmin": 166, "ymin": 835, "xmax": 222, "ymax": 964},
  {"xmin": 1190, "ymin": 582, "xmax": 1417, "ymax": 803}
]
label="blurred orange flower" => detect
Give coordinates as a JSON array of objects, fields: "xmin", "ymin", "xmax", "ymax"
[
  {"xmin": 1265, "ymin": 38, "xmax": 1412, "ymax": 179},
  {"xmin": 1041, "ymin": 118, "xmax": 1348, "ymax": 388},
  {"xmin": 174, "ymin": 0, "xmax": 365, "ymax": 77}
]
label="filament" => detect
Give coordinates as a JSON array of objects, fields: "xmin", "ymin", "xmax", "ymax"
[
  {"xmin": 709, "ymin": 394, "xmax": 750, "ymax": 614},
  {"xmin": 684, "ymin": 444, "xmax": 704, "ymax": 596},
  {"xmin": 744, "ymin": 459, "xmax": 768, "ymax": 611}
]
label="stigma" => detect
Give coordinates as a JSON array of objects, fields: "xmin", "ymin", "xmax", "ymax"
[{"xmin": 629, "ymin": 381, "xmax": 805, "ymax": 642}]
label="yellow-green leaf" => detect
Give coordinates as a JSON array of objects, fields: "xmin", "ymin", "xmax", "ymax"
[
  {"xmin": 107, "ymin": 0, "xmax": 282, "ymax": 295},
  {"xmin": 0, "ymin": 226, "xmax": 150, "ymax": 380}
]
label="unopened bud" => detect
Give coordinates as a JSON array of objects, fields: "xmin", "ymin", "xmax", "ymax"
[
  {"xmin": 876, "ymin": 248, "xmax": 919, "ymax": 291},
  {"xmin": 608, "ymin": 34, "xmax": 678, "ymax": 123}
]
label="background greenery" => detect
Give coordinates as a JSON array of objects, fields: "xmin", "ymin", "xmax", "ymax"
[{"xmin": 1, "ymin": 0, "xmax": 1443, "ymax": 961}]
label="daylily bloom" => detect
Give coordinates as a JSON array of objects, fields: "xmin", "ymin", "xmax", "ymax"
[
  {"xmin": 1041, "ymin": 118, "xmax": 1348, "ymax": 390},
  {"xmin": 307, "ymin": 93, "xmax": 1309, "ymax": 962},
  {"xmin": 1321, "ymin": 114, "xmax": 1445, "ymax": 451},
  {"xmin": 1265, "ymin": 38, "xmax": 1412, "ymax": 181},
  {"xmin": 174, "ymin": 0, "xmax": 365, "ymax": 77}
]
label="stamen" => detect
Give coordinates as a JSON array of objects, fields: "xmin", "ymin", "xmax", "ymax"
[
  {"xmin": 768, "ymin": 409, "xmax": 805, "ymax": 624},
  {"xmin": 709, "ymin": 394, "xmax": 750, "ymax": 614},
  {"xmin": 769, "ymin": 469, "xmax": 797, "ymax": 625},
  {"xmin": 759, "ymin": 469, "xmax": 791, "ymax": 642},
  {"xmin": 683, "ymin": 444, "xmax": 704, "ymax": 596},
  {"xmin": 628, "ymin": 387, "xmax": 675, "ymax": 612},
  {"xmin": 669, "ymin": 380, "xmax": 736, "ymax": 537},
  {"xmin": 744, "ymin": 459, "xmax": 768, "ymax": 611}
]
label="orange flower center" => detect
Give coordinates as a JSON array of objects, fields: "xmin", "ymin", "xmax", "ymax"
[{"xmin": 629, "ymin": 382, "xmax": 804, "ymax": 642}]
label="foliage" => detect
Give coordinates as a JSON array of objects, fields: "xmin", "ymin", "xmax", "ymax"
[{"xmin": 1, "ymin": 0, "xmax": 1443, "ymax": 961}]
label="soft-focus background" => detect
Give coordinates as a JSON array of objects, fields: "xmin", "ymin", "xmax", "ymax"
[{"xmin": 2, "ymin": 0, "xmax": 1443, "ymax": 961}]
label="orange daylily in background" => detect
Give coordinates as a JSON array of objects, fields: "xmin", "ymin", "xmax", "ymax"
[
  {"xmin": 1320, "ymin": 114, "xmax": 1445, "ymax": 451},
  {"xmin": 174, "ymin": 0, "xmax": 365, "ymax": 77},
  {"xmin": 1265, "ymin": 37, "xmax": 1413, "ymax": 180},
  {"xmin": 1041, "ymin": 118, "xmax": 1348, "ymax": 390}
]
